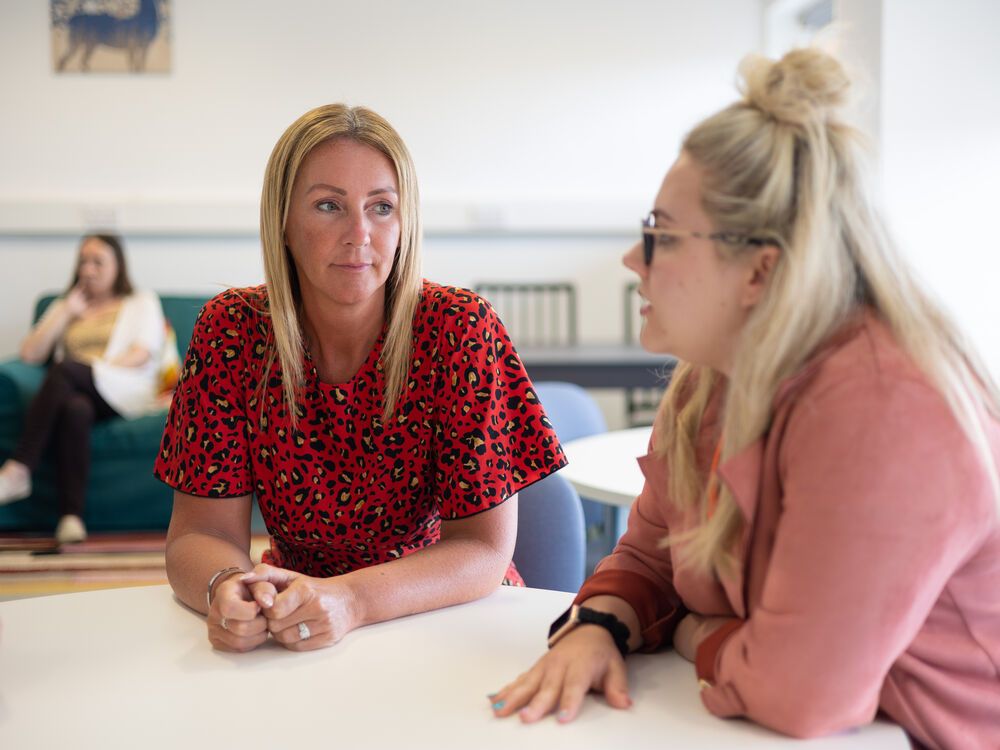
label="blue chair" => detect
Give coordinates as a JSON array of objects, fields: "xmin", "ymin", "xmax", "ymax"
[
  {"xmin": 513, "ymin": 472, "xmax": 586, "ymax": 592},
  {"xmin": 532, "ymin": 381, "xmax": 607, "ymax": 443},
  {"xmin": 532, "ymin": 381, "xmax": 609, "ymax": 538},
  {"xmin": 515, "ymin": 381, "xmax": 615, "ymax": 590}
]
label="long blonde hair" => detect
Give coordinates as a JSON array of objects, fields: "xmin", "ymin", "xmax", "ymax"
[
  {"xmin": 657, "ymin": 48, "xmax": 1000, "ymax": 575},
  {"xmin": 259, "ymin": 104, "xmax": 422, "ymax": 423}
]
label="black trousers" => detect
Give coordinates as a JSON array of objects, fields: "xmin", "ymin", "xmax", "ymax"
[{"xmin": 13, "ymin": 360, "xmax": 119, "ymax": 518}]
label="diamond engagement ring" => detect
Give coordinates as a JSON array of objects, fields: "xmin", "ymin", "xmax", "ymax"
[{"xmin": 298, "ymin": 622, "xmax": 311, "ymax": 641}]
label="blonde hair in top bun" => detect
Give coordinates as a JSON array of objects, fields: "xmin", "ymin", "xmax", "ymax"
[
  {"xmin": 655, "ymin": 48, "xmax": 1000, "ymax": 575},
  {"xmin": 741, "ymin": 48, "xmax": 849, "ymax": 126}
]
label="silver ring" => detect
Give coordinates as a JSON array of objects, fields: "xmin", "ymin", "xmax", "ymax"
[
  {"xmin": 220, "ymin": 617, "xmax": 229, "ymax": 631},
  {"xmin": 298, "ymin": 622, "xmax": 311, "ymax": 641}
]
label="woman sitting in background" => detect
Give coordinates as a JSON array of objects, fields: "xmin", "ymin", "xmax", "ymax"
[
  {"xmin": 156, "ymin": 104, "xmax": 564, "ymax": 653},
  {"xmin": 0, "ymin": 233, "xmax": 169, "ymax": 543},
  {"xmin": 491, "ymin": 48, "xmax": 1000, "ymax": 749}
]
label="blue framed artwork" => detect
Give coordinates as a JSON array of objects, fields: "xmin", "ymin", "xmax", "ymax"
[{"xmin": 50, "ymin": 0, "xmax": 171, "ymax": 74}]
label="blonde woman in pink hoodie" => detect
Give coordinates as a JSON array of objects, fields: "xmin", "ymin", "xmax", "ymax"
[{"xmin": 492, "ymin": 48, "xmax": 1000, "ymax": 749}]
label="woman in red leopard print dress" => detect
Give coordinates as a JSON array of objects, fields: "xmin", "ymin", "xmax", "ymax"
[{"xmin": 155, "ymin": 105, "xmax": 565, "ymax": 653}]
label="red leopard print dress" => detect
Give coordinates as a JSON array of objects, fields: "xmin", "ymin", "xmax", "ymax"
[{"xmin": 154, "ymin": 281, "xmax": 566, "ymax": 584}]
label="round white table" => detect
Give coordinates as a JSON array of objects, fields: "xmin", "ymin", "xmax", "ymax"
[
  {"xmin": 561, "ymin": 426, "xmax": 653, "ymax": 540},
  {"xmin": 560, "ymin": 426, "xmax": 651, "ymax": 507},
  {"xmin": 0, "ymin": 585, "xmax": 907, "ymax": 749}
]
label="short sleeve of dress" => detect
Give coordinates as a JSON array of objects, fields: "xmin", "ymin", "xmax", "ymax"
[
  {"xmin": 153, "ymin": 290, "xmax": 253, "ymax": 498},
  {"xmin": 432, "ymin": 289, "xmax": 566, "ymax": 519}
]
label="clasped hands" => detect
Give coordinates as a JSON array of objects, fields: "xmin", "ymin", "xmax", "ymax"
[{"xmin": 207, "ymin": 563, "xmax": 357, "ymax": 653}]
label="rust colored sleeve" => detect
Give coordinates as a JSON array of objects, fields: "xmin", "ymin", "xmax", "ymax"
[
  {"xmin": 695, "ymin": 619, "xmax": 743, "ymax": 684},
  {"xmin": 575, "ymin": 568, "xmax": 687, "ymax": 651}
]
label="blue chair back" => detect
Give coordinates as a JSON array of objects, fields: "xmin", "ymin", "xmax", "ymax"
[
  {"xmin": 533, "ymin": 382, "xmax": 607, "ymax": 442},
  {"xmin": 511, "ymin": 382, "xmax": 607, "ymax": 590},
  {"xmin": 513, "ymin": 472, "xmax": 586, "ymax": 592},
  {"xmin": 533, "ymin": 381, "xmax": 608, "ymax": 529}
]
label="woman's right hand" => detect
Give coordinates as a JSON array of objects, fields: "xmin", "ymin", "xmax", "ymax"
[
  {"xmin": 64, "ymin": 286, "xmax": 88, "ymax": 318},
  {"xmin": 490, "ymin": 625, "xmax": 632, "ymax": 724},
  {"xmin": 207, "ymin": 575, "xmax": 275, "ymax": 653},
  {"xmin": 19, "ymin": 285, "xmax": 88, "ymax": 363}
]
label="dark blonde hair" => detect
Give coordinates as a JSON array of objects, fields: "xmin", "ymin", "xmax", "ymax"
[{"xmin": 259, "ymin": 104, "xmax": 422, "ymax": 422}]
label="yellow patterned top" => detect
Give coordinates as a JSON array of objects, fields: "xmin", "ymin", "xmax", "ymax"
[{"xmin": 63, "ymin": 303, "xmax": 122, "ymax": 364}]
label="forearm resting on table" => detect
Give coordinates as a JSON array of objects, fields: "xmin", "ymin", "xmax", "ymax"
[
  {"xmin": 339, "ymin": 504, "xmax": 515, "ymax": 629},
  {"xmin": 165, "ymin": 532, "xmax": 255, "ymax": 614},
  {"xmin": 165, "ymin": 494, "xmax": 255, "ymax": 615},
  {"xmin": 579, "ymin": 594, "xmax": 644, "ymax": 653}
]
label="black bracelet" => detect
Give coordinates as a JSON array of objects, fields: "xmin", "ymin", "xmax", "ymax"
[{"xmin": 547, "ymin": 604, "xmax": 631, "ymax": 657}]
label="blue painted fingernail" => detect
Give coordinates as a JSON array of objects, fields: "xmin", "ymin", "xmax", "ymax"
[{"xmin": 492, "ymin": 700, "xmax": 505, "ymax": 710}]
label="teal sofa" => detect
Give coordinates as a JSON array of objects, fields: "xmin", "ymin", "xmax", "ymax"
[{"xmin": 0, "ymin": 294, "xmax": 208, "ymax": 533}]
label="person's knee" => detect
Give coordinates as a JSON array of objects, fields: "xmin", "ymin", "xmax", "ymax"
[
  {"xmin": 59, "ymin": 394, "xmax": 96, "ymax": 428},
  {"xmin": 45, "ymin": 360, "xmax": 75, "ymax": 387},
  {"xmin": 42, "ymin": 360, "xmax": 92, "ymax": 402}
]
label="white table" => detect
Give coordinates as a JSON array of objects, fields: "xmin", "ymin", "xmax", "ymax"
[
  {"xmin": 0, "ymin": 585, "xmax": 906, "ymax": 749},
  {"xmin": 561, "ymin": 426, "xmax": 652, "ymax": 507},
  {"xmin": 562, "ymin": 426, "xmax": 652, "ymax": 540}
]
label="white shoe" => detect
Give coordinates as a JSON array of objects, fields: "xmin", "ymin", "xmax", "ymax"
[
  {"xmin": 0, "ymin": 466, "xmax": 31, "ymax": 505},
  {"xmin": 55, "ymin": 515, "xmax": 87, "ymax": 545}
]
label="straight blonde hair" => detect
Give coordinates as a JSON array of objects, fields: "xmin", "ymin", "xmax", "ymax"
[
  {"xmin": 657, "ymin": 49, "xmax": 1000, "ymax": 575},
  {"xmin": 259, "ymin": 104, "xmax": 422, "ymax": 424}
]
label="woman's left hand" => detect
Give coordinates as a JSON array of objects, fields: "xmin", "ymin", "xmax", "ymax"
[
  {"xmin": 238, "ymin": 563, "xmax": 360, "ymax": 651},
  {"xmin": 105, "ymin": 343, "xmax": 151, "ymax": 368},
  {"xmin": 673, "ymin": 613, "xmax": 739, "ymax": 662}
]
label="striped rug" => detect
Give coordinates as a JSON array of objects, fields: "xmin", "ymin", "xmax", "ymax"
[{"xmin": 0, "ymin": 533, "xmax": 269, "ymax": 600}]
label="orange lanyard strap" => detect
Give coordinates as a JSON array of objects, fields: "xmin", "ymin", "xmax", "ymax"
[{"xmin": 706, "ymin": 439, "xmax": 723, "ymax": 520}]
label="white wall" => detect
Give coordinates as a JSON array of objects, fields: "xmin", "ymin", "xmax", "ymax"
[
  {"xmin": 879, "ymin": 0, "xmax": 1000, "ymax": 376},
  {"xmin": 0, "ymin": 0, "xmax": 762, "ymax": 376},
  {"xmin": 831, "ymin": 0, "xmax": 1000, "ymax": 376},
  {"xmin": 5, "ymin": 2, "xmax": 996, "ymax": 382}
]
